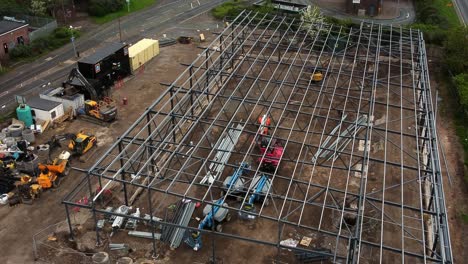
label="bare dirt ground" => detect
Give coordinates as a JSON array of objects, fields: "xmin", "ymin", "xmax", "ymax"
[
  {"xmin": 1, "ymin": 12, "xmax": 466, "ymax": 264},
  {"xmin": 0, "ymin": 15, "xmax": 218, "ymax": 263},
  {"xmin": 427, "ymin": 47, "xmax": 468, "ymax": 263}
]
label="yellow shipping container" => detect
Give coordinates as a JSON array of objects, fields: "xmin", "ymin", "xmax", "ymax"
[{"xmin": 128, "ymin": 38, "xmax": 160, "ymax": 72}]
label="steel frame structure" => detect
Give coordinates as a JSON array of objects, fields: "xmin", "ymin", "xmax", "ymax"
[{"xmin": 63, "ymin": 11, "xmax": 453, "ymax": 263}]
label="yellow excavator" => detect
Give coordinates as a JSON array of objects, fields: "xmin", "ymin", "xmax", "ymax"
[
  {"xmin": 17, "ymin": 175, "xmax": 42, "ymax": 204},
  {"xmin": 311, "ymin": 71, "xmax": 324, "ymax": 83},
  {"xmin": 37, "ymin": 151, "xmax": 71, "ymax": 189},
  {"xmin": 68, "ymin": 132, "xmax": 97, "ymax": 156},
  {"xmin": 84, "ymin": 97, "xmax": 117, "ymax": 122}
]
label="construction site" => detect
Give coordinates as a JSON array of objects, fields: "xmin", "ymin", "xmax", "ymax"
[{"xmin": 52, "ymin": 10, "xmax": 454, "ymax": 263}]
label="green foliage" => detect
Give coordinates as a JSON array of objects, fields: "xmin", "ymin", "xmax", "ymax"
[
  {"xmin": 251, "ymin": 0, "xmax": 274, "ymax": 14},
  {"xmin": 325, "ymin": 16, "xmax": 355, "ymax": 28},
  {"xmin": 412, "ymin": 0, "xmax": 461, "ymax": 46},
  {"xmin": 10, "ymin": 27, "xmax": 81, "ymax": 62},
  {"xmin": 444, "ymin": 27, "xmax": 468, "ymax": 75},
  {"xmin": 30, "ymin": 0, "xmax": 47, "ymax": 16},
  {"xmin": 414, "ymin": 0, "xmax": 459, "ymax": 29},
  {"xmin": 89, "ymin": 0, "xmax": 126, "ymax": 17},
  {"xmin": 0, "ymin": 0, "xmax": 28, "ymax": 15},
  {"xmin": 9, "ymin": 45, "xmax": 33, "ymax": 60},
  {"xmin": 0, "ymin": 65, "xmax": 9, "ymax": 76},
  {"xmin": 92, "ymin": 0, "xmax": 155, "ymax": 24},
  {"xmin": 412, "ymin": 23, "xmax": 447, "ymax": 45},
  {"xmin": 454, "ymin": 74, "xmax": 468, "ymax": 109},
  {"xmin": 211, "ymin": 0, "xmax": 248, "ymax": 19},
  {"xmin": 210, "ymin": 0, "xmax": 278, "ymax": 20},
  {"xmin": 462, "ymin": 213, "xmax": 468, "ymax": 223}
]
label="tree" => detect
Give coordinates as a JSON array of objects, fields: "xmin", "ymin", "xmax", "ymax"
[
  {"xmin": 30, "ymin": 0, "xmax": 47, "ymax": 16},
  {"xmin": 454, "ymin": 74, "xmax": 468, "ymax": 110},
  {"xmin": 445, "ymin": 27, "xmax": 468, "ymax": 75},
  {"xmin": 300, "ymin": 5, "xmax": 325, "ymax": 36}
]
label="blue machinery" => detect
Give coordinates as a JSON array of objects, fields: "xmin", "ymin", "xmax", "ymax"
[
  {"xmin": 240, "ymin": 174, "xmax": 271, "ymax": 220},
  {"xmin": 184, "ymin": 198, "xmax": 229, "ymax": 251},
  {"xmin": 222, "ymin": 162, "xmax": 250, "ymax": 194}
]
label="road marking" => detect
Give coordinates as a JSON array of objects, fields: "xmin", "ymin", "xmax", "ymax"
[
  {"xmin": 160, "ymin": 17, "xmax": 171, "ymax": 24},
  {"xmin": 180, "ymin": 11, "xmax": 207, "ymax": 24},
  {"xmin": 452, "ymin": 0, "xmax": 466, "ymax": 25}
]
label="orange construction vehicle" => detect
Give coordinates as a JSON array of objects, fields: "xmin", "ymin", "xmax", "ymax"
[
  {"xmin": 37, "ymin": 151, "xmax": 71, "ymax": 189},
  {"xmin": 84, "ymin": 97, "xmax": 117, "ymax": 122}
]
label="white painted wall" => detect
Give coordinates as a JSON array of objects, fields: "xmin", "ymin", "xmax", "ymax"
[
  {"xmin": 40, "ymin": 93, "xmax": 84, "ymax": 116},
  {"xmin": 31, "ymin": 104, "xmax": 64, "ymax": 122}
]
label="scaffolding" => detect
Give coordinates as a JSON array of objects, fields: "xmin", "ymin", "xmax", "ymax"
[{"xmin": 63, "ymin": 11, "xmax": 452, "ymax": 263}]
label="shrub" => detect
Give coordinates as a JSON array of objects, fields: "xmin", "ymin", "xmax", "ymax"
[
  {"xmin": 454, "ymin": 74, "xmax": 468, "ymax": 110},
  {"xmin": 89, "ymin": 0, "xmax": 126, "ymax": 17},
  {"xmin": 9, "ymin": 45, "xmax": 33, "ymax": 59},
  {"xmin": 211, "ymin": 0, "xmax": 248, "ymax": 19},
  {"xmin": 53, "ymin": 27, "xmax": 71, "ymax": 38},
  {"xmin": 445, "ymin": 27, "xmax": 468, "ymax": 75},
  {"xmin": 325, "ymin": 16, "xmax": 355, "ymax": 28},
  {"xmin": 411, "ymin": 23, "xmax": 447, "ymax": 45}
]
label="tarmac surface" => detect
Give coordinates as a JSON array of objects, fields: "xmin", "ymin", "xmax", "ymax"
[
  {"xmin": 453, "ymin": 0, "xmax": 468, "ymax": 25},
  {"xmin": 0, "ymin": 0, "xmax": 228, "ymax": 114}
]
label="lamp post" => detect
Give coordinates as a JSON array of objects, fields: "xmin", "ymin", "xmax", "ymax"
[{"xmin": 70, "ymin": 25, "xmax": 77, "ymax": 57}]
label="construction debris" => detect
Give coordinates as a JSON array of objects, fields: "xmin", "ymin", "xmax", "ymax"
[
  {"xmin": 312, "ymin": 115, "xmax": 369, "ymax": 163},
  {"xmin": 200, "ymin": 123, "xmax": 244, "ymax": 184},
  {"xmin": 128, "ymin": 231, "xmax": 161, "ymax": 240},
  {"xmin": 300, "ymin": 236, "xmax": 312, "ymax": 247},
  {"xmin": 161, "ymin": 200, "xmax": 196, "ymax": 249}
]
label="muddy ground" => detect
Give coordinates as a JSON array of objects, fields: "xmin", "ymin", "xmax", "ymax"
[
  {"xmin": 0, "ymin": 14, "xmax": 217, "ymax": 264},
  {"xmin": 427, "ymin": 47, "xmax": 468, "ymax": 263},
  {"xmin": 0, "ymin": 15, "xmax": 467, "ymax": 264}
]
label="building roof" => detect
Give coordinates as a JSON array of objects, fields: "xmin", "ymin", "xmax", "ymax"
[
  {"xmin": 27, "ymin": 97, "xmax": 62, "ymax": 111},
  {"xmin": 0, "ymin": 20, "xmax": 28, "ymax": 35},
  {"xmin": 79, "ymin": 42, "xmax": 127, "ymax": 65}
]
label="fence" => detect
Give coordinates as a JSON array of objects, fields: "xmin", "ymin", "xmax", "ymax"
[
  {"xmin": 29, "ymin": 20, "xmax": 58, "ymax": 41},
  {"xmin": 2, "ymin": 15, "xmax": 58, "ymax": 41},
  {"xmin": 32, "ymin": 220, "xmax": 91, "ymax": 263}
]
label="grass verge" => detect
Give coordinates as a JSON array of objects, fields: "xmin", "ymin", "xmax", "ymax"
[
  {"xmin": 0, "ymin": 65, "xmax": 8, "ymax": 76},
  {"xmin": 92, "ymin": 0, "xmax": 156, "ymax": 24},
  {"xmin": 433, "ymin": 0, "xmax": 462, "ymax": 27}
]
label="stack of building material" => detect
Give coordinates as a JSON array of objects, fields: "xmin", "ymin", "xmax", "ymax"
[
  {"xmin": 128, "ymin": 231, "xmax": 161, "ymax": 240},
  {"xmin": 312, "ymin": 115, "xmax": 368, "ymax": 163},
  {"xmin": 161, "ymin": 200, "xmax": 196, "ymax": 249},
  {"xmin": 200, "ymin": 123, "xmax": 244, "ymax": 184}
]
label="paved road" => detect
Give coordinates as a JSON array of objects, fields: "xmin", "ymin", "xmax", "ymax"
[
  {"xmin": 453, "ymin": 0, "xmax": 468, "ymax": 25},
  {"xmin": 0, "ymin": 0, "xmax": 227, "ymax": 111}
]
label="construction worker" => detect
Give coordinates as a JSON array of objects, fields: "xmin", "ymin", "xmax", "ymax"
[{"xmin": 257, "ymin": 115, "xmax": 271, "ymax": 135}]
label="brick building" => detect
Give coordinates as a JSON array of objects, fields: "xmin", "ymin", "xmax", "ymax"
[
  {"xmin": 0, "ymin": 20, "xmax": 29, "ymax": 61},
  {"xmin": 347, "ymin": 0, "xmax": 382, "ymax": 17}
]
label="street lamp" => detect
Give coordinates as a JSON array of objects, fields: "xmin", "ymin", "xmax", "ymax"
[{"xmin": 70, "ymin": 25, "xmax": 77, "ymax": 58}]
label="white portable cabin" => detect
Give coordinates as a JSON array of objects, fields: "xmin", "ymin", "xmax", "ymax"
[
  {"xmin": 40, "ymin": 87, "xmax": 84, "ymax": 116},
  {"xmin": 27, "ymin": 97, "xmax": 64, "ymax": 122}
]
